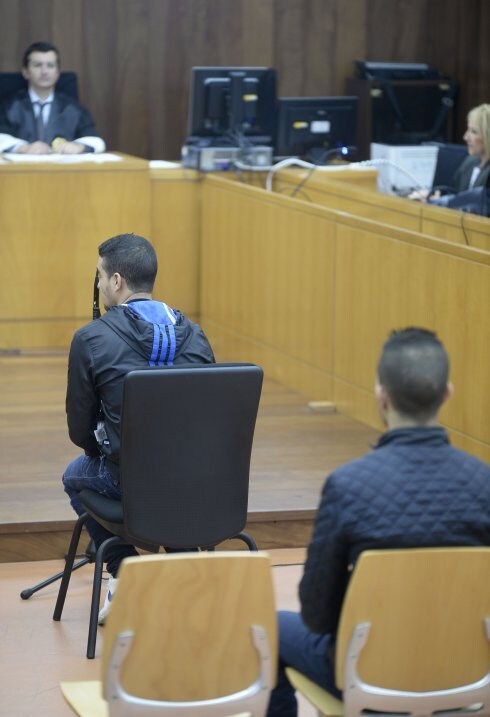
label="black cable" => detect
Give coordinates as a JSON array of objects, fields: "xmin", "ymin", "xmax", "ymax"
[{"xmin": 290, "ymin": 146, "xmax": 354, "ymax": 198}]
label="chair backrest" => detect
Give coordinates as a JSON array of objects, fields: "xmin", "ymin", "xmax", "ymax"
[
  {"xmin": 0, "ymin": 71, "xmax": 79, "ymax": 103},
  {"xmin": 119, "ymin": 363, "xmax": 264, "ymax": 548},
  {"xmin": 335, "ymin": 548, "xmax": 490, "ymax": 693},
  {"xmin": 429, "ymin": 142, "xmax": 468, "ymax": 189},
  {"xmin": 101, "ymin": 552, "xmax": 277, "ymax": 713}
]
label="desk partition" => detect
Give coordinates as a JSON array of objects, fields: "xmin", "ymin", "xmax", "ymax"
[
  {"xmin": 273, "ymin": 169, "xmax": 490, "ymax": 251},
  {"xmin": 0, "ymin": 154, "xmax": 150, "ymax": 348},
  {"xmin": 200, "ymin": 175, "xmax": 490, "ymax": 462},
  {"xmin": 1, "ymin": 159, "xmax": 488, "ymax": 460}
]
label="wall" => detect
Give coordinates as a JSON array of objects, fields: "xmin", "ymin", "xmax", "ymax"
[{"xmin": 0, "ymin": 0, "xmax": 487, "ymax": 160}]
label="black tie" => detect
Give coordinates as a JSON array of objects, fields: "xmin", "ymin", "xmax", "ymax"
[{"xmin": 33, "ymin": 101, "xmax": 51, "ymax": 141}]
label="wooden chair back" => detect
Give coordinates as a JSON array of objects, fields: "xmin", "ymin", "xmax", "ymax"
[
  {"xmin": 336, "ymin": 547, "xmax": 490, "ymax": 692},
  {"xmin": 102, "ymin": 551, "xmax": 278, "ymax": 703}
]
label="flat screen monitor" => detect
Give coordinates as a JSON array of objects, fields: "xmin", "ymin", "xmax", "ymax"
[
  {"xmin": 187, "ymin": 66, "xmax": 277, "ymax": 145},
  {"xmin": 276, "ymin": 96, "xmax": 358, "ymax": 162}
]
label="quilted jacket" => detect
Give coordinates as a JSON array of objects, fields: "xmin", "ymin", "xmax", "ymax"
[{"xmin": 299, "ymin": 426, "xmax": 490, "ymax": 636}]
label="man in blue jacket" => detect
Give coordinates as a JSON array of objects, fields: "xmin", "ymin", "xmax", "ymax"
[
  {"xmin": 63, "ymin": 233, "xmax": 214, "ymax": 622},
  {"xmin": 0, "ymin": 41, "xmax": 105, "ymax": 154},
  {"xmin": 267, "ymin": 327, "xmax": 490, "ymax": 717}
]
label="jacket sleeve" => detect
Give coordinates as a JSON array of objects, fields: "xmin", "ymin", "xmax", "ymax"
[
  {"xmin": 299, "ymin": 472, "xmax": 351, "ymax": 635},
  {"xmin": 0, "ymin": 99, "xmax": 23, "ymax": 151},
  {"xmin": 66, "ymin": 331, "xmax": 100, "ymax": 455}
]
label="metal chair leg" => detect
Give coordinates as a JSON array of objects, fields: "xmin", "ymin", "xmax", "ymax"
[
  {"xmin": 53, "ymin": 513, "xmax": 89, "ymax": 621},
  {"xmin": 86, "ymin": 535, "xmax": 125, "ymax": 659},
  {"xmin": 236, "ymin": 531, "xmax": 258, "ymax": 551}
]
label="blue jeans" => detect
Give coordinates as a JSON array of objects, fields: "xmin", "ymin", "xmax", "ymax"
[
  {"xmin": 62, "ymin": 455, "xmax": 138, "ymax": 576},
  {"xmin": 266, "ymin": 611, "xmax": 341, "ymax": 717}
]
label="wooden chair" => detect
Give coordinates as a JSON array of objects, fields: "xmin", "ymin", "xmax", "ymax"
[
  {"xmin": 61, "ymin": 551, "xmax": 277, "ymax": 717},
  {"xmin": 286, "ymin": 547, "xmax": 490, "ymax": 717}
]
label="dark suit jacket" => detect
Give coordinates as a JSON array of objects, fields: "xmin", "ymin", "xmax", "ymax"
[
  {"xmin": 0, "ymin": 89, "xmax": 100, "ymax": 148},
  {"xmin": 454, "ymin": 155, "xmax": 490, "ymax": 191}
]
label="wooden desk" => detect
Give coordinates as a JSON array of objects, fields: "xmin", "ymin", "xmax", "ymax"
[
  {"xmin": 0, "ymin": 154, "xmax": 150, "ymax": 349},
  {"xmin": 273, "ymin": 169, "xmax": 490, "ymax": 251}
]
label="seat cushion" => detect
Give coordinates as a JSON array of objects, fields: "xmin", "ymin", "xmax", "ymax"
[{"xmin": 79, "ymin": 489, "xmax": 123, "ymax": 529}]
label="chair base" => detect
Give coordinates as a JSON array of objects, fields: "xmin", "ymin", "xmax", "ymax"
[{"xmin": 20, "ymin": 539, "xmax": 96, "ymax": 600}]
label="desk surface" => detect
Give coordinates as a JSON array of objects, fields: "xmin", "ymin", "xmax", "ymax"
[{"xmin": 0, "ymin": 151, "xmax": 148, "ymax": 172}]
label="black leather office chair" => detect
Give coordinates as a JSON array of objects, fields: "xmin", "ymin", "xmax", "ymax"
[
  {"xmin": 0, "ymin": 71, "xmax": 79, "ymax": 103},
  {"xmin": 425, "ymin": 142, "xmax": 468, "ymax": 191},
  {"xmin": 37, "ymin": 363, "xmax": 263, "ymax": 658}
]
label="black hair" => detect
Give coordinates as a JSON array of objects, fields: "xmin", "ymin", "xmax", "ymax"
[
  {"xmin": 22, "ymin": 42, "xmax": 60, "ymax": 68},
  {"xmin": 377, "ymin": 327, "xmax": 449, "ymax": 422},
  {"xmin": 98, "ymin": 234, "xmax": 158, "ymax": 293}
]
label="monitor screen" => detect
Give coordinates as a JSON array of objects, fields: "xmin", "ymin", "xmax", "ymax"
[
  {"xmin": 187, "ymin": 66, "xmax": 277, "ymax": 145},
  {"xmin": 275, "ymin": 96, "xmax": 358, "ymax": 162}
]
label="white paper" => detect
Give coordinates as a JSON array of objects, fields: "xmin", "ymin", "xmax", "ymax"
[
  {"xmin": 1, "ymin": 152, "xmax": 123, "ymax": 164},
  {"xmin": 149, "ymin": 160, "xmax": 182, "ymax": 168}
]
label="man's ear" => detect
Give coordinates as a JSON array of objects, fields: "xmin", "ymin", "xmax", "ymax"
[
  {"xmin": 21, "ymin": 67, "xmax": 29, "ymax": 81},
  {"xmin": 442, "ymin": 382, "xmax": 454, "ymax": 405},
  {"xmin": 375, "ymin": 382, "xmax": 390, "ymax": 413},
  {"xmin": 113, "ymin": 272, "xmax": 124, "ymax": 291}
]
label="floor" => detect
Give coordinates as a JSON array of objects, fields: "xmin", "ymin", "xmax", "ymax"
[{"xmin": 0, "ymin": 549, "xmax": 318, "ymax": 717}]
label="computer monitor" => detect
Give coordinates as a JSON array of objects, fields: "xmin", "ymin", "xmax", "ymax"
[
  {"xmin": 275, "ymin": 96, "xmax": 358, "ymax": 162},
  {"xmin": 187, "ymin": 66, "xmax": 277, "ymax": 145}
]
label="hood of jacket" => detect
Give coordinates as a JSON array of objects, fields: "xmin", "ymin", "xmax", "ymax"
[{"xmin": 100, "ymin": 299, "xmax": 209, "ymax": 366}]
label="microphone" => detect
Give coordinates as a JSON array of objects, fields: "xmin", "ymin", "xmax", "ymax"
[{"xmin": 92, "ymin": 270, "xmax": 101, "ymax": 320}]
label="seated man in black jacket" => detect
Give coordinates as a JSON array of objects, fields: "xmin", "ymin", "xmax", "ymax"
[
  {"xmin": 63, "ymin": 233, "xmax": 215, "ymax": 622},
  {"xmin": 267, "ymin": 327, "xmax": 490, "ymax": 717},
  {"xmin": 0, "ymin": 41, "xmax": 105, "ymax": 154}
]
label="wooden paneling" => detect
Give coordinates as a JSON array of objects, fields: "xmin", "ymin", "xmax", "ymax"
[
  {"xmin": 333, "ymin": 221, "xmax": 490, "ymax": 448},
  {"xmin": 0, "ymin": 155, "xmax": 151, "ymax": 349},
  {"xmin": 274, "ymin": 170, "xmax": 490, "ymax": 251},
  {"xmin": 199, "ymin": 176, "xmax": 490, "ymax": 462},
  {"xmin": 201, "ymin": 178, "xmax": 336, "ymax": 398},
  {"xmin": 150, "ymin": 168, "xmax": 202, "ymax": 313},
  {"xmin": 421, "ymin": 205, "xmax": 490, "ymax": 251},
  {"xmin": 274, "ymin": 169, "xmax": 423, "ymax": 232},
  {"xmin": 0, "ymin": 1, "xmax": 486, "ymax": 159}
]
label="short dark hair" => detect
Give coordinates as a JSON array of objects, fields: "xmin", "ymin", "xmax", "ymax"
[
  {"xmin": 23, "ymin": 42, "xmax": 60, "ymax": 68},
  {"xmin": 377, "ymin": 328, "xmax": 449, "ymax": 422},
  {"xmin": 98, "ymin": 234, "xmax": 158, "ymax": 293}
]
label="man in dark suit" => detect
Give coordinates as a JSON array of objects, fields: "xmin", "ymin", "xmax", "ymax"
[{"xmin": 0, "ymin": 41, "xmax": 105, "ymax": 154}]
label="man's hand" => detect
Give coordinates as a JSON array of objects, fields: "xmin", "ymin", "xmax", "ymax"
[
  {"xmin": 16, "ymin": 141, "xmax": 52, "ymax": 155},
  {"xmin": 57, "ymin": 141, "xmax": 86, "ymax": 154}
]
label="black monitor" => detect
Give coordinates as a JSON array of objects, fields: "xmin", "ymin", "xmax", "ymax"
[
  {"xmin": 187, "ymin": 66, "xmax": 277, "ymax": 145},
  {"xmin": 275, "ymin": 96, "xmax": 358, "ymax": 163}
]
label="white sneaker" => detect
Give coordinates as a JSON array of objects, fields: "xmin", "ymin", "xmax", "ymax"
[{"xmin": 98, "ymin": 576, "xmax": 118, "ymax": 625}]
